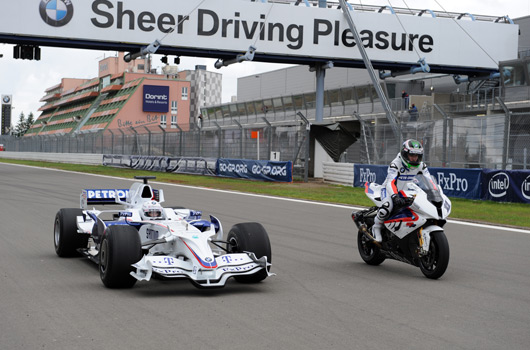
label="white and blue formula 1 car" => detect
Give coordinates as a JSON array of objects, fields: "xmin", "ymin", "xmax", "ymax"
[{"xmin": 54, "ymin": 176, "xmax": 273, "ymax": 289}]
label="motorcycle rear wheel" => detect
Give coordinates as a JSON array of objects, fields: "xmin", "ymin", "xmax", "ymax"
[
  {"xmin": 357, "ymin": 229, "xmax": 386, "ymax": 266},
  {"xmin": 419, "ymin": 231, "xmax": 449, "ymax": 279}
]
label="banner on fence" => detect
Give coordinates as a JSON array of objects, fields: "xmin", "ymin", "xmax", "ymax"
[
  {"xmin": 429, "ymin": 167, "xmax": 482, "ymax": 200},
  {"xmin": 130, "ymin": 156, "xmax": 170, "ymax": 172},
  {"xmin": 482, "ymin": 169, "xmax": 530, "ymax": 203},
  {"xmin": 353, "ymin": 164, "xmax": 387, "ymax": 187},
  {"xmin": 167, "ymin": 158, "xmax": 215, "ymax": 175},
  {"xmin": 103, "ymin": 154, "xmax": 132, "ymax": 168},
  {"xmin": 216, "ymin": 159, "xmax": 292, "ymax": 182},
  {"xmin": 353, "ymin": 164, "xmax": 482, "ymax": 200}
]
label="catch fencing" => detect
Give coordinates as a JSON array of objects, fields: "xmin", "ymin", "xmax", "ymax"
[
  {"xmin": 1, "ymin": 98, "xmax": 529, "ymax": 177},
  {"xmin": 343, "ymin": 104, "xmax": 530, "ymax": 170},
  {"xmin": 0, "ymin": 123, "xmax": 310, "ymax": 178}
]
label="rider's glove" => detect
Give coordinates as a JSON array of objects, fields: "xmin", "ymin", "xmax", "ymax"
[{"xmin": 392, "ymin": 194, "xmax": 413, "ymax": 207}]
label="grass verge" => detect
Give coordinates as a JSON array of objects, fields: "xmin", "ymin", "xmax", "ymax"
[{"xmin": 1, "ymin": 157, "xmax": 529, "ymax": 229}]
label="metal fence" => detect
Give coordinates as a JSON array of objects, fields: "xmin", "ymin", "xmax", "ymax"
[
  {"xmin": 0, "ymin": 123, "xmax": 311, "ymax": 177},
  {"xmin": 343, "ymin": 105, "xmax": 530, "ymax": 170},
  {"xmin": 2, "ymin": 101, "xmax": 529, "ymax": 173}
]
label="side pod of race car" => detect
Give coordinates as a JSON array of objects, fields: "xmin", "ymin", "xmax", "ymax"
[{"xmin": 54, "ymin": 176, "xmax": 273, "ymax": 289}]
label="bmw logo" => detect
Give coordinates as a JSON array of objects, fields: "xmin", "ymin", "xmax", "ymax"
[{"xmin": 39, "ymin": 0, "xmax": 74, "ymax": 27}]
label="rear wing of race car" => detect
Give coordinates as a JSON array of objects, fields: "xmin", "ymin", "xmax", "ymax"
[{"xmin": 80, "ymin": 188, "xmax": 162, "ymax": 208}]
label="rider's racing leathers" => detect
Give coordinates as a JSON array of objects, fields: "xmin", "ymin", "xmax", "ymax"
[{"xmin": 372, "ymin": 153, "xmax": 433, "ymax": 241}]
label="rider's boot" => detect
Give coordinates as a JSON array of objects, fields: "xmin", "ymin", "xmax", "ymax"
[
  {"xmin": 368, "ymin": 215, "xmax": 383, "ymax": 244},
  {"xmin": 370, "ymin": 223, "xmax": 383, "ymax": 243}
]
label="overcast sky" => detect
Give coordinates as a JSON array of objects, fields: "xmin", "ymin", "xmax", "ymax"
[{"xmin": 1, "ymin": 0, "xmax": 528, "ymax": 123}]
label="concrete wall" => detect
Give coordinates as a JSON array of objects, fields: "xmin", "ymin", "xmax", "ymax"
[
  {"xmin": 237, "ymin": 65, "xmax": 372, "ymax": 102},
  {"xmin": 0, "ymin": 152, "xmax": 103, "ymax": 165}
]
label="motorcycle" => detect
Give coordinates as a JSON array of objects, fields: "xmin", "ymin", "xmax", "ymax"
[{"xmin": 351, "ymin": 174, "xmax": 451, "ymax": 279}]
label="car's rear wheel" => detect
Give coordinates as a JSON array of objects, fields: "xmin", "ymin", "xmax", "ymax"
[
  {"xmin": 99, "ymin": 225, "xmax": 142, "ymax": 288},
  {"xmin": 54, "ymin": 208, "xmax": 88, "ymax": 257},
  {"xmin": 227, "ymin": 222, "xmax": 271, "ymax": 283}
]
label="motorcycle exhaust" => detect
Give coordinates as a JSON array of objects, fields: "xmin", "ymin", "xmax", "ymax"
[{"xmin": 351, "ymin": 211, "xmax": 362, "ymax": 229}]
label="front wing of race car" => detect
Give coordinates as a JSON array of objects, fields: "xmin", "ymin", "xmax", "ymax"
[{"xmin": 131, "ymin": 252, "xmax": 273, "ymax": 287}]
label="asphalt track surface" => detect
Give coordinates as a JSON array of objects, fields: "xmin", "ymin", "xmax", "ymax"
[{"xmin": 1, "ymin": 163, "xmax": 529, "ymax": 350}]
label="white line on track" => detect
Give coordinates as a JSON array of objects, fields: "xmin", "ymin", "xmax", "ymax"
[{"xmin": 3, "ymin": 162, "xmax": 530, "ymax": 235}]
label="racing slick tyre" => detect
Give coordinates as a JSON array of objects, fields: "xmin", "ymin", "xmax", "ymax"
[
  {"xmin": 357, "ymin": 228, "xmax": 386, "ymax": 266},
  {"xmin": 419, "ymin": 230, "xmax": 450, "ymax": 279},
  {"xmin": 99, "ymin": 225, "xmax": 142, "ymax": 289},
  {"xmin": 54, "ymin": 208, "xmax": 89, "ymax": 257},
  {"xmin": 228, "ymin": 222, "xmax": 271, "ymax": 283}
]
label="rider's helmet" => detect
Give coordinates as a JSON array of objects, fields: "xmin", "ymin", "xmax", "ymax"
[
  {"xmin": 400, "ymin": 139, "xmax": 423, "ymax": 169},
  {"xmin": 142, "ymin": 200, "xmax": 163, "ymax": 219}
]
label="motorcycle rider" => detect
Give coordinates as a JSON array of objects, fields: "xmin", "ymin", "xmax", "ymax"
[{"xmin": 369, "ymin": 139, "xmax": 433, "ymax": 243}]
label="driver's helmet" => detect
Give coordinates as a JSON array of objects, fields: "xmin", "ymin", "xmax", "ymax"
[
  {"xmin": 400, "ymin": 139, "xmax": 423, "ymax": 169},
  {"xmin": 142, "ymin": 200, "xmax": 163, "ymax": 218}
]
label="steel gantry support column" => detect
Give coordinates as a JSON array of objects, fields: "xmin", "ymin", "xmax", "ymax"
[
  {"xmin": 316, "ymin": 65, "xmax": 325, "ymax": 123},
  {"xmin": 311, "ymin": 61, "xmax": 333, "ymax": 123},
  {"xmin": 339, "ymin": 0, "xmax": 402, "ymax": 145}
]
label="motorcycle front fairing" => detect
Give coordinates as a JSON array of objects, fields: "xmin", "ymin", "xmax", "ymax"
[
  {"xmin": 365, "ymin": 175, "xmax": 451, "ymax": 240},
  {"xmin": 407, "ymin": 176, "xmax": 452, "ymax": 220}
]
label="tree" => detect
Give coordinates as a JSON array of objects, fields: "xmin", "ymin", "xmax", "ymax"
[
  {"xmin": 13, "ymin": 111, "xmax": 35, "ymax": 137},
  {"xmin": 13, "ymin": 112, "xmax": 25, "ymax": 137},
  {"xmin": 26, "ymin": 112, "xmax": 35, "ymax": 128}
]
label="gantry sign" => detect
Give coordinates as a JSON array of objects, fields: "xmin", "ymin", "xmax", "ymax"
[{"xmin": 0, "ymin": 0, "xmax": 519, "ymax": 75}]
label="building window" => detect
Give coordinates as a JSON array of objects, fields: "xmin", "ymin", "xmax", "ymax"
[
  {"xmin": 102, "ymin": 76, "xmax": 110, "ymax": 88},
  {"xmin": 171, "ymin": 101, "xmax": 178, "ymax": 114},
  {"xmin": 160, "ymin": 115, "xmax": 167, "ymax": 127},
  {"xmin": 504, "ymin": 64, "xmax": 527, "ymax": 87},
  {"xmin": 182, "ymin": 87, "xmax": 188, "ymax": 100},
  {"xmin": 171, "ymin": 115, "xmax": 177, "ymax": 128}
]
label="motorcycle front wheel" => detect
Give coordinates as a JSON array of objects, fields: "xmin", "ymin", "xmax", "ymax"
[
  {"xmin": 357, "ymin": 229, "xmax": 386, "ymax": 266},
  {"xmin": 419, "ymin": 230, "xmax": 450, "ymax": 279}
]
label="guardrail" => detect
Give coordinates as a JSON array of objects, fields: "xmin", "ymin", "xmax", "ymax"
[
  {"xmin": 322, "ymin": 162, "xmax": 354, "ymax": 186},
  {"xmin": 0, "ymin": 152, "xmax": 293, "ymax": 182}
]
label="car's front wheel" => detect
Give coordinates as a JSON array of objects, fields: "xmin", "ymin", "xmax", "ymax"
[
  {"xmin": 99, "ymin": 225, "xmax": 142, "ymax": 288},
  {"xmin": 227, "ymin": 222, "xmax": 271, "ymax": 283}
]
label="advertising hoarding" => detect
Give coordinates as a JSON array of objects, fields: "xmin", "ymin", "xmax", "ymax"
[
  {"xmin": 0, "ymin": 0, "xmax": 518, "ymax": 70},
  {"xmin": 143, "ymin": 85, "xmax": 169, "ymax": 113}
]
